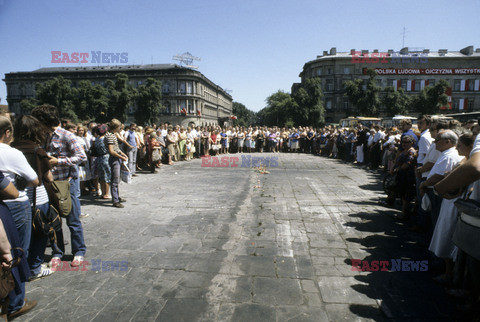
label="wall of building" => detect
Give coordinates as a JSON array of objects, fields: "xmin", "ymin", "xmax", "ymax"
[{"xmin": 297, "ymin": 46, "xmax": 480, "ymax": 123}]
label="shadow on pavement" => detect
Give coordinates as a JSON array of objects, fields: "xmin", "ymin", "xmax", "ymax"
[{"xmin": 342, "ymin": 206, "xmax": 465, "ymax": 320}]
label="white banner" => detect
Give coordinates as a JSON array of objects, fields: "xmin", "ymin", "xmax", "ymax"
[{"xmin": 459, "ymin": 99, "xmax": 465, "ymax": 110}]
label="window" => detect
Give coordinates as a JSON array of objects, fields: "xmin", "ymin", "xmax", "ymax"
[
  {"xmin": 387, "ymin": 79, "xmax": 395, "ymax": 88},
  {"xmin": 316, "ymin": 68, "xmax": 322, "ymax": 76},
  {"xmin": 137, "ymin": 80, "xmax": 143, "ymax": 86},
  {"xmin": 188, "ymin": 101, "xmax": 194, "ymax": 113},
  {"xmin": 414, "ymin": 80, "xmax": 421, "ymax": 91},
  {"xmin": 428, "ymin": 79, "xmax": 435, "ymax": 87},
  {"xmin": 326, "ymin": 67, "xmax": 333, "ymax": 75},
  {"xmin": 469, "ymin": 80, "xmax": 475, "ymax": 91},
  {"xmin": 326, "ymin": 99, "xmax": 332, "ymax": 110},
  {"xmin": 343, "ymin": 99, "xmax": 349, "ymax": 110},
  {"xmin": 468, "ymin": 99, "xmax": 474, "ymax": 110},
  {"xmin": 343, "ymin": 67, "xmax": 350, "ymax": 74},
  {"xmin": 162, "ymin": 83, "xmax": 170, "ymax": 93},
  {"xmin": 325, "ymin": 79, "xmax": 334, "ymax": 91},
  {"xmin": 453, "ymin": 99, "xmax": 459, "ymax": 110},
  {"xmin": 454, "ymin": 80, "xmax": 461, "ymax": 91},
  {"xmin": 186, "ymin": 81, "xmax": 193, "ymax": 94},
  {"xmin": 179, "ymin": 81, "xmax": 186, "ymax": 94},
  {"xmin": 376, "ymin": 79, "xmax": 383, "ymax": 88}
]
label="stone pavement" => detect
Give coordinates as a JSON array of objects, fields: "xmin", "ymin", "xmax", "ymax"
[{"xmin": 20, "ymin": 153, "xmax": 458, "ymax": 321}]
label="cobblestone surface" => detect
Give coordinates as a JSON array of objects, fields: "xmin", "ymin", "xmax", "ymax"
[{"xmin": 21, "ymin": 153, "xmax": 457, "ymax": 321}]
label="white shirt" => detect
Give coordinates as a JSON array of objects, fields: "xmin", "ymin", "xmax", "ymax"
[
  {"xmin": 417, "ymin": 129, "xmax": 433, "ymax": 165},
  {"xmin": 422, "ymin": 143, "xmax": 442, "ymax": 178},
  {"xmin": 373, "ymin": 131, "xmax": 385, "ymax": 143},
  {"xmin": 0, "ymin": 143, "xmax": 38, "ymax": 203},
  {"xmin": 428, "ymin": 147, "xmax": 464, "ymax": 180}
]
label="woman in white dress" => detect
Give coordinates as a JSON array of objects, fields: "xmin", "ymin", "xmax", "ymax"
[{"xmin": 237, "ymin": 127, "xmax": 245, "ymax": 153}]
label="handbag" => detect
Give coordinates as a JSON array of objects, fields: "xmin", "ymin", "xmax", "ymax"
[
  {"xmin": 453, "ymin": 198, "xmax": 480, "ymax": 260},
  {"xmin": 0, "ymin": 248, "xmax": 23, "ymax": 299},
  {"xmin": 152, "ymin": 149, "xmax": 161, "ymax": 162},
  {"xmin": 383, "ymin": 172, "xmax": 398, "ymax": 193},
  {"xmin": 45, "ymin": 180, "xmax": 72, "ymax": 218},
  {"xmin": 32, "ymin": 187, "xmax": 62, "ymax": 249}
]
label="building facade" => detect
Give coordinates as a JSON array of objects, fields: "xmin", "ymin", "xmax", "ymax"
[
  {"xmin": 3, "ymin": 64, "xmax": 233, "ymax": 127},
  {"xmin": 294, "ymin": 46, "xmax": 480, "ymax": 123}
]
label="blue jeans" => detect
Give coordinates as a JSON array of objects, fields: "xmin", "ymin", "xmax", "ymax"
[
  {"xmin": 28, "ymin": 203, "xmax": 49, "ymax": 275},
  {"xmin": 127, "ymin": 146, "xmax": 137, "ymax": 175},
  {"xmin": 54, "ymin": 177, "xmax": 86, "ymax": 258},
  {"xmin": 109, "ymin": 157, "xmax": 121, "ymax": 203},
  {"xmin": 5, "ymin": 200, "xmax": 32, "ymax": 260}
]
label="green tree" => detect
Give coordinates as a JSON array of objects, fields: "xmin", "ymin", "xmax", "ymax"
[
  {"xmin": 34, "ymin": 76, "xmax": 79, "ymax": 121},
  {"xmin": 382, "ymin": 86, "xmax": 411, "ymax": 116},
  {"xmin": 292, "ymin": 77, "xmax": 325, "ymax": 126},
  {"xmin": 411, "ymin": 79, "xmax": 449, "ymax": 115},
  {"xmin": 108, "ymin": 73, "xmax": 135, "ymax": 122},
  {"xmin": 135, "ymin": 78, "xmax": 163, "ymax": 125},
  {"xmin": 232, "ymin": 102, "xmax": 257, "ymax": 127},
  {"xmin": 258, "ymin": 91, "xmax": 297, "ymax": 126},
  {"xmin": 344, "ymin": 69, "xmax": 381, "ymax": 116}
]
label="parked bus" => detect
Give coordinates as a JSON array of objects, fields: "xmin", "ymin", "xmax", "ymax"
[
  {"xmin": 381, "ymin": 115, "xmax": 418, "ymax": 128},
  {"xmin": 443, "ymin": 111, "xmax": 480, "ymax": 123},
  {"xmin": 339, "ymin": 117, "xmax": 381, "ymax": 128}
]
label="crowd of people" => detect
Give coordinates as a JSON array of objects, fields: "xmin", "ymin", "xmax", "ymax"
[
  {"xmin": 316, "ymin": 116, "xmax": 480, "ymax": 316},
  {"xmin": 0, "ymin": 102, "xmax": 480, "ymax": 317}
]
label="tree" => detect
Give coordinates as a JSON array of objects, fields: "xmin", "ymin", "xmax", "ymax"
[
  {"xmin": 293, "ymin": 77, "xmax": 325, "ymax": 126},
  {"xmin": 108, "ymin": 73, "xmax": 135, "ymax": 122},
  {"xmin": 232, "ymin": 102, "xmax": 256, "ymax": 127},
  {"xmin": 411, "ymin": 79, "xmax": 449, "ymax": 115},
  {"xmin": 258, "ymin": 91, "xmax": 297, "ymax": 126},
  {"xmin": 382, "ymin": 86, "xmax": 411, "ymax": 116},
  {"xmin": 135, "ymin": 78, "xmax": 163, "ymax": 125},
  {"xmin": 344, "ymin": 69, "xmax": 381, "ymax": 116},
  {"xmin": 34, "ymin": 76, "xmax": 79, "ymax": 121}
]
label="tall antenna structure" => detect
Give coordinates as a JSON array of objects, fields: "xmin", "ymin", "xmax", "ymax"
[
  {"xmin": 401, "ymin": 27, "xmax": 409, "ymax": 48},
  {"xmin": 172, "ymin": 52, "xmax": 201, "ymax": 69}
]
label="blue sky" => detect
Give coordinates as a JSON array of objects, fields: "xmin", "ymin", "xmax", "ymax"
[{"xmin": 0, "ymin": 0, "xmax": 479, "ymax": 112}]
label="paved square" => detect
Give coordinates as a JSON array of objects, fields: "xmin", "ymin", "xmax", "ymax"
[{"xmin": 23, "ymin": 153, "xmax": 456, "ymax": 321}]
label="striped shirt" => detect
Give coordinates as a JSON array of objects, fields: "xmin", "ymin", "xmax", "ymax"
[
  {"xmin": 47, "ymin": 127, "xmax": 87, "ymax": 180},
  {"xmin": 105, "ymin": 132, "xmax": 122, "ymax": 154}
]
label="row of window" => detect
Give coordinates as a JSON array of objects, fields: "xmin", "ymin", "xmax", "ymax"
[
  {"xmin": 324, "ymin": 98, "xmax": 476, "ymax": 111},
  {"xmin": 322, "ymin": 79, "xmax": 480, "ymax": 92}
]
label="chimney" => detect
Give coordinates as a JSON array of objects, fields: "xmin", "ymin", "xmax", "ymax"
[
  {"xmin": 438, "ymin": 49, "xmax": 448, "ymax": 56},
  {"xmin": 361, "ymin": 49, "xmax": 369, "ymax": 55},
  {"xmin": 330, "ymin": 47, "xmax": 337, "ymax": 55},
  {"xmin": 323, "ymin": 51, "xmax": 328, "ymax": 56},
  {"xmin": 400, "ymin": 47, "xmax": 408, "ymax": 54},
  {"xmin": 476, "ymin": 48, "xmax": 480, "ymax": 53},
  {"xmin": 373, "ymin": 49, "xmax": 379, "ymax": 53},
  {"xmin": 460, "ymin": 45, "xmax": 474, "ymax": 56},
  {"xmin": 423, "ymin": 49, "xmax": 430, "ymax": 53},
  {"xmin": 350, "ymin": 49, "xmax": 356, "ymax": 55}
]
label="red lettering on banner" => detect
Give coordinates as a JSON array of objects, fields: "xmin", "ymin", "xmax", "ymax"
[{"xmin": 220, "ymin": 156, "xmax": 229, "ymax": 167}]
